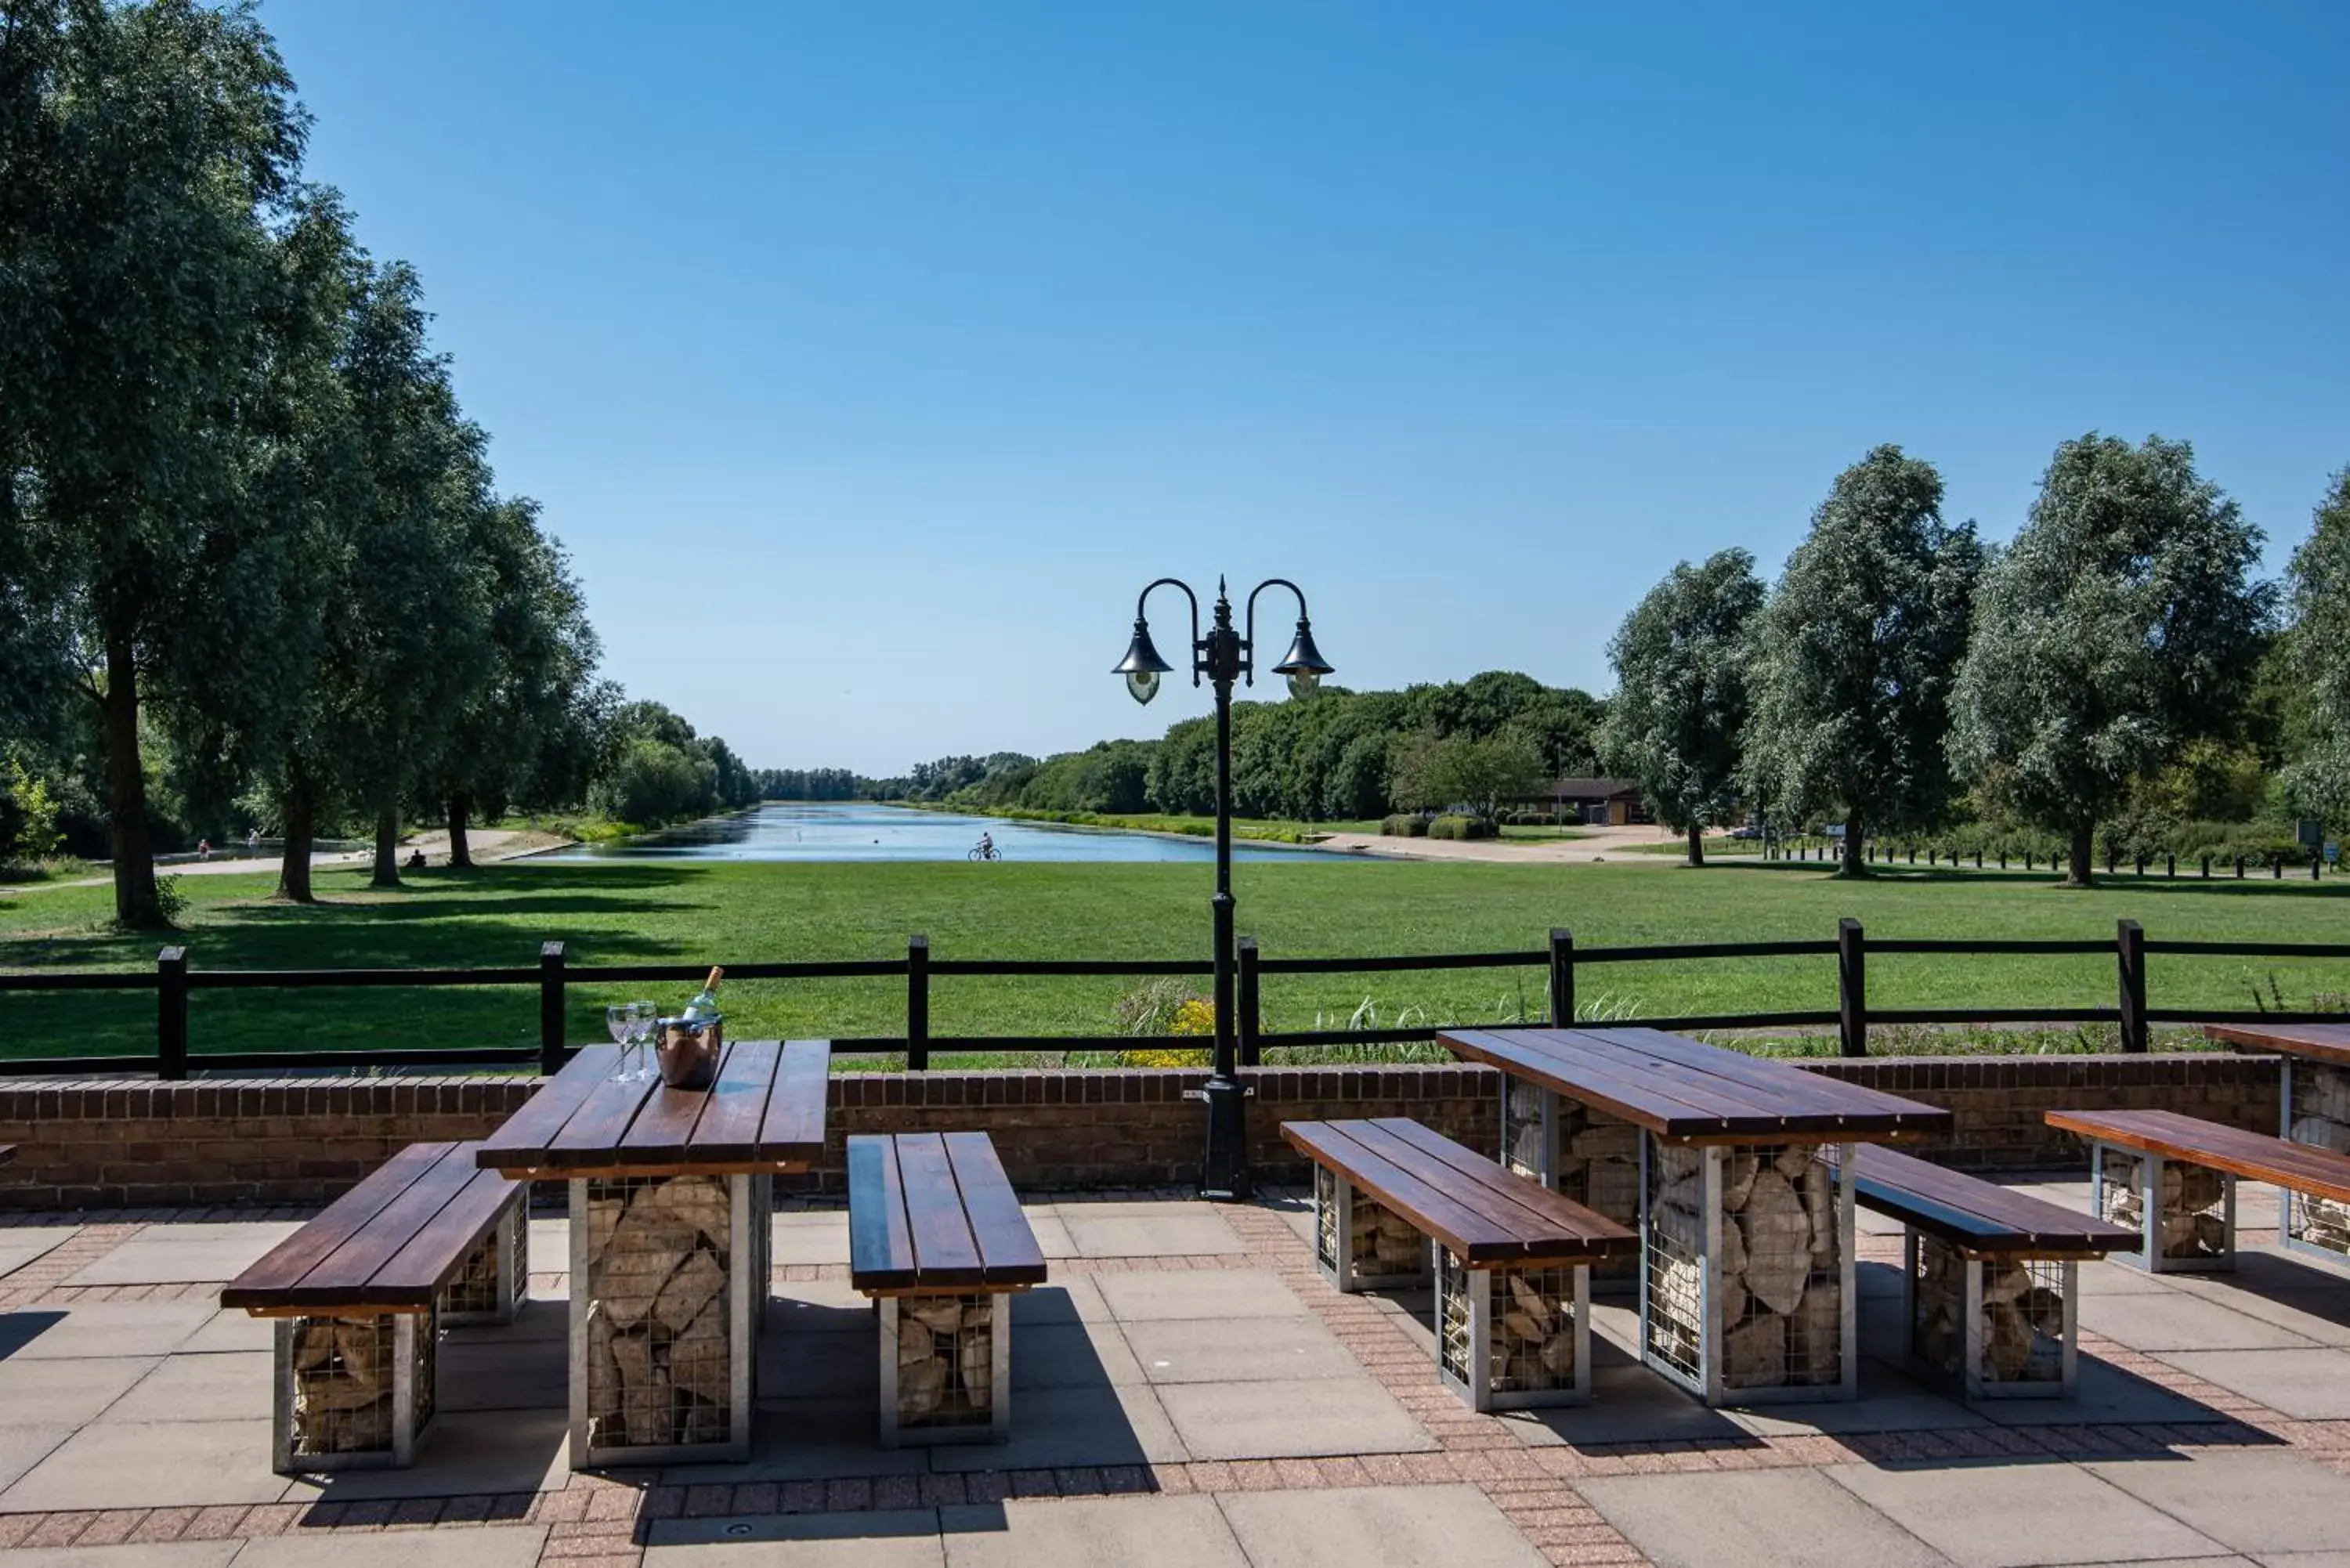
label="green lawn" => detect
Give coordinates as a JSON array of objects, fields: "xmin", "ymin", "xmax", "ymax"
[{"xmin": 2, "ymin": 857, "xmax": 2345, "ymax": 1066}]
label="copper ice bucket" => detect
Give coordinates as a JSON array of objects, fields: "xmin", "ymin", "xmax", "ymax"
[{"xmin": 654, "ymin": 1016, "xmax": 723, "ymax": 1090}]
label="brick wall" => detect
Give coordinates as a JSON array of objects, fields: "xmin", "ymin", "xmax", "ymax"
[{"xmin": 0, "ymin": 1052, "xmax": 2283, "ymax": 1210}]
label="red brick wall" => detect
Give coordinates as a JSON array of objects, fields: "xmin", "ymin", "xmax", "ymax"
[{"xmin": 0, "ymin": 1053, "xmax": 2283, "ymax": 1209}]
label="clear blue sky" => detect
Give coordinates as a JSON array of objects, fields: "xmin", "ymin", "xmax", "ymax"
[{"xmin": 267, "ymin": 2, "xmax": 2349, "ymax": 777}]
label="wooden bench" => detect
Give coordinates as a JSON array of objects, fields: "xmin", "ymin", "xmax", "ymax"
[
  {"xmin": 222, "ymin": 1141, "xmax": 528, "ymax": 1472},
  {"xmin": 0, "ymin": 1146, "xmax": 14, "ymax": 1166},
  {"xmin": 1282, "ymin": 1117, "xmax": 1637, "ymax": 1411},
  {"xmin": 1840, "ymin": 1145, "xmax": 2137, "ymax": 1399},
  {"xmin": 2049, "ymin": 1108, "xmax": 2350, "ymax": 1276},
  {"xmin": 848, "ymin": 1132, "xmax": 1046, "ymax": 1447}
]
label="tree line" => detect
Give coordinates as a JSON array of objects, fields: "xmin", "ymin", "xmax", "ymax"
[
  {"xmin": 0, "ymin": 2, "xmax": 753, "ymax": 923},
  {"xmin": 1603, "ymin": 437, "xmax": 2348, "ymax": 884}
]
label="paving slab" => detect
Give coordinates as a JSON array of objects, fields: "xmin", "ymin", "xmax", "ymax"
[
  {"xmin": 0, "ymin": 1425, "xmax": 70, "ymax": 1495},
  {"xmin": 1007, "ymin": 1321, "xmax": 1147, "ymax": 1389},
  {"xmin": 99, "ymin": 1350, "xmax": 273, "ymax": 1424},
  {"xmin": 1981, "ymin": 1356, "xmax": 2219, "ymax": 1427},
  {"xmin": 2076, "ymin": 1260, "xmax": 2178, "ymax": 1296},
  {"xmin": 940, "ymin": 1494, "xmax": 1247, "ymax": 1566},
  {"xmin": 1729, "ymin": 1360, "xmax": 1985, "ymax": 1436},
  {"xmin": 674, "ymin": 1400, "xmax": 929, "ymax": 1482},
  {"xmin": 0, "ymin": 1546, "xmax": 241, "ymax": 1568},
  {"xmin": 2088, "ymin": 1449, "xmax": 2350, "ymax": 1555},
  {"xmin": 63, "ymin": 1223, "xmax": 302, "ymax": 1287},
  {"xmin": 646, "ymin": 1508, "xmax": 944, "ymax": 1564},
  {"xmin": 1217, "ymin": 1483, "xmax": 1549, "ymax": 1567},
  {"xmin": 1123, "ymin": 1313, "xmax": 1358, "ymax": 1384},
  {"xmin": 2081, "ymin": 1293, "xmax": 2320, "ymax": 1353},
  {"xmin": 2157, "ymin": 1282, "xmax": 2350, "ymax": 1347},
  {"xmin": 231, "ymin": 1525, "xmax": 549, "ymax": 1566},
  {"xmin": 926, "ymin": 1382, "xmax": 1187, "ymax": 1471},
  {"xmin": 175, "ymin": 1309, "xmax": 275, "ymax": 1355},
  {"xmin": 1059, "ymin": 1208, "xmax": 1244, "ymax": 1259},
  {"xmin": 0, "ymin": 1301, "xmax": 215, "ymax": 1360},
  {"xmin": 2153, "ymin": 1348, "xmax": 2350, "ymax": 1420},
  {"xmin": 1826, "ymin": 1460, "xmax": 2226, "ymax": 1566},
  {"xmin": 1006, "ymin": 1279, "xmax": 1110, "ymax": 1328},
  {"xmin": 285, "ymin": 1409, "xmax": 571, "ymax": 1501},
  {"xmin": 1502, "ymin": 1362, "xmax": 1755, "ymax": 1447},
  {"xmin": 1578, "ymin": 1467, "xmax": 1955, "ymax": 1568},
  {"xmin": 1094, "ymin": 1270, "xmax": 1304, "ymax": 1322},
  {"xmin": 1155, "ymin": 1375, "xmax": 1434, "ymax": 1459},
  {"xmin": 0, "ymin": 1227, "xmax": 71, "ymax": 1281},
  {"xmin": 0, "ymin": 1417, "xmax": 289, "ymax": 1511},
  {"xmin": 766, "ymin": 1279, "xmax": 877, "ymax": 1324},
  {"xmin": 1020, "ymin": 1212, "xmax": 1076, "ymax": 1261},
  {"xmin": 0, "ymin": 1355, "xmax": 159, "ymax": 1428},
  {"xmin": 439, "ymin": 1327, "xmax": 566, "ymax": 1411},
  {"xmin": 770, "ymin": 1210, "xmax": 849, "ymax": 1266}
]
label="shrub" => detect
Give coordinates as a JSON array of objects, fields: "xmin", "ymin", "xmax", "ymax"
[
  {"xmin": 1427, "ymin": 814, "xmax": 1497, "ymax": 840},
  {"xmin": 1380, "ymin": 813, "xmax": 1428, "ymax": 837}
]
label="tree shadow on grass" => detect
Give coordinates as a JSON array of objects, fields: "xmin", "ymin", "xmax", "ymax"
[{"xmin": 1701, "ymin": 862, "xmax": 2350, "ymax": 899}]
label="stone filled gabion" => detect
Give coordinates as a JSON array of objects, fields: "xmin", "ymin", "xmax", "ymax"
[
  {"xmin": 439, "ymin": 1212, "xmax": 523, "ymax": 1320},
  {"xmin": 2290, "ymin": 1064, "xmax": 2350, "ymax": 1257},
  {"xmin": 895, "ymin": 1294, "xmax": 994, "ymax": 1429},
  {"xmin": 1556, "ymin": 1101, "xmax": 1640, "ymax": 1281},
  {"xmin": 1351, "ymin": 1191, "xmax": 1423, "ymax": 1281},
  {"xmin": 1437, "ymin": 1251, "xmax": 1576, "ymax": 1393},
  {"xmin": 1646, "ymin": 1139, "xmax": 1845, "ymax": 1390},
  {"xmin": 584, "ymin": 1175, "xmax": 732, "ymax": 1451},
  {"xmin": 1502, "ymin": 1079, "xmax": 1550, "ymax": 1182},
  {"xmin": 2099, "ymin": 1149, "xmax": 2229, "ymax": 1263},
  {"xmin": 287, "ymin": 1311, "xmax": 429, "ymax": 1456},
  {"xmin": 1911, "ymin": 1236, "xmax": 2066, "ymax": 1385}
]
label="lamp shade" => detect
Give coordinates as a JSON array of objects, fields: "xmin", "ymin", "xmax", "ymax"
[
  {"xmin": 1113, "ymin": 619, "xmax": 1173, "ymax": 705},
  {"xmin": 1271, "ymin": 617, "xmax": 1334, "ymax": 697}
]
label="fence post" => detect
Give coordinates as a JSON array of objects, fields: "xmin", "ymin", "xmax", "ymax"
[
  {"xmin": 157, "ymin": 946, "xmax": 189, "ymax": 1082},
  {"xmin": 1836, "ymin": 919, "xmax": 1866, "ymax": 1057},
  {"xmin": 2235, "ymin": 855, "xmax": 2245, "ymax": 879},
  {"xmin": 2201, "ymin": 854, "xmax": 2211, "ymax": 879},
  {"xmin": 2166, "ymin": 853, "xmax": 2175, "ymax": 878},
  {"xmin": 1238, "ymin": 937, "xmax": 1262, "ymax": 1065},
  {"xmin": 538, "ymin": 941, "xmax": 566, "ymax": 1075},
  {"xmin": 1548, "ymin": 928, "xmax": 1575, "ymax": 1027},
  {"xmin": 2117, "ymin": 919, "xmax": 2147, "ymax": 1054},
  {"xmin": 906, "ymin": 934, "xmax": 930, "ymax": 1071},
  {"xmin": 2316, "ymin": 852, "xmax": 2325, "ymax": 882}
]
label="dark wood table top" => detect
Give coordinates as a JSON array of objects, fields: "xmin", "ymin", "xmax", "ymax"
[
  {"xmin": 224, "ymin": 1141, "xmax": 521, "ymax": 1313},
  {"xmin": 1282, "ymin": 1117, "xmax": 1636, "ymax": 1266},
  {"xmin": 1440, "ymin": 1026, "xmax": 1950, "ymax": 1145},
  {"xmin": 2046, "ymin": 1107, "xmax": 2350, "ymax": 1205},
  {"xmin": 2205, "ymin": 1022, "xmax": 2350, "ymax": 1070},
  {"xmin": 848, "ymin": 1132, "xmax": 1047, "ymax": 1295},
  {"xmin": 1840, "ymin": 1144, "xmax": 2138, "ymax": 1257},
  {"xmin": 478, "ymin": 1040, "xmax": 829, "ymax": 1180}
]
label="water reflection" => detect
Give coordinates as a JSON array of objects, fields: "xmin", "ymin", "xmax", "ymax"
[{"xmin": 536, "ymin": 803, "xmax": 1357, "ymax": 864}]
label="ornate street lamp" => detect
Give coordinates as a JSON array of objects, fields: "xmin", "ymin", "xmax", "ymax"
[{"xmin": 1114, "ymin": 576, "xmax": 1333, "ymax": 1200}]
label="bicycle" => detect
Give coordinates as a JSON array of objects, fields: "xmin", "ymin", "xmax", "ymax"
[{"xmin": 967, "ymin": 841, "xmax": 1001, "ymax": 862}]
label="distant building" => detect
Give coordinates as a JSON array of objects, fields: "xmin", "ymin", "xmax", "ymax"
[{"xmin": 1537, "ymin": 777, "xmax": 1650, "ymax": 826}]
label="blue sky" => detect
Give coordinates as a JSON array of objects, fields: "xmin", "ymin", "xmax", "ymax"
[{"xmin": 267, "ymin": 2, "xmax": 2350, "ymax": 776}]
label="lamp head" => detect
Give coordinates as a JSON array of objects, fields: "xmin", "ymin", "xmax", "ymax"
[
  {"xmin": 1271, "ymin": 616, "xmax": 1334, "ymax": 699},
  {"xmin": 1112, "ymin": 618, "xmax": 1174, "ymax": 705}
]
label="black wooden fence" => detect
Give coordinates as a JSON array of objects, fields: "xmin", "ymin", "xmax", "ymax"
[{"xmin": 5, "ymin": 919, "xmax": 2348, "ymax": 1080}]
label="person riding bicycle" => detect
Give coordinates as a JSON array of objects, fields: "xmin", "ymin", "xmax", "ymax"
[{"xmin": 978, "ymin": 831, "xmax": 996, "ymax": 861}]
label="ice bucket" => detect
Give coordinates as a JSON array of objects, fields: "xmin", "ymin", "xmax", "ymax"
[{"xmin": 653, "ymin": 1015, "xmax": 723, "ymax": 1090}]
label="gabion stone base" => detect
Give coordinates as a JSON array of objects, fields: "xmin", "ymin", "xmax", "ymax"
[
  {"xmin": 878, "ymin": 1292, "xmax": 1011, "ymax": 1447},
  {"xmin": 439, "ymin": 1196, "xmax": 529, "ymax": 1327},
  {"xmin": 571, "ymin": 1172, "xmax": 761, "ymax": 1465},
  {"xmin": 273, "ymin": 1309, "xmax": 434, "ymax": 1473},
  {"xmin": 1641, "ymin": 1136, "xmax": 1858, "ymax": 1405},
  {"xmin": 1437, "ymin": 1248, "xmax": 1590, "ymax": 1411},
  {"xmin": 2095, "ymin": 1145, "xmax": 2235, "ymax": 1274},
  {"xmin": 1313, "ymin": 1166, "xmax": 1430, "ymax": 1291},
  {"xmin": 1906, "ymin": 1233, "xmax": 2077, "ymax": 1400},
  {"xmin": 2283, "ymin": 1060, "xmax": 2350, "ymax": 1267}
]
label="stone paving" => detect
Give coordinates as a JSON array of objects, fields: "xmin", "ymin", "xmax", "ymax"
[{"xmin": 0, "ymin": 1180, "xmax": 2347, "ymax": 1565}]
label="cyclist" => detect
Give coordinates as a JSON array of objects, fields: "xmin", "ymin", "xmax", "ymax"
[{"xmin": 978, "ymin": 831, "xmax": 996, "ymax": 861}]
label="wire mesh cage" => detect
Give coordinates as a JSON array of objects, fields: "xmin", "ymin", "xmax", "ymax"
[
  {"xmin": 2099, "ymin": 1147, "xmax": 2231, "ymax": 1267},
  {"xmin": 1717, "ymin": 1142, "xmax": 1846, "ymax": 1392},
  {"xmin": 1314, "ymin": 1164, "xmax": 1340, "ymax": 1274},
  {"xmin": 1643, "ymin": 1139, "xmax": 1707, "ymax": 1386},
  {"xmin": 582, "ymin": 1173, "xmax": 735, "ymax": 1454},
  {"xmin": 1312, "ymin": 1165, "xmax": 1427, "ymax": 1289},
  {"xmin": 278, "ymin": 1308, "xmax": 433, "ymax": 1469},
  {"xmin": 2287, "ymin": 1063, "xmax": 2350, "ymax": 1259},
  {"xmin": 1501, "ymin": 1078, "xmax": 1552, "ymax": 1182},
  {"xmin": 888, "ymin": 1293, "xmax": 998, "ymax": 1433},
  {"xmin": 439, "ymin": 1203, "xmax": 527, "ymax": 1324},
  {"xmin": 1910, "ymin": 1236, "xmax": 2068, "ymax": 1394},
  {"xmin": 1556, "ymin": 1100, "xmax": 1641, "ymax": 1284},
  {"xmin": 1437, "ymin": 1249, "xmax": 1587, "ymax": 1409}
]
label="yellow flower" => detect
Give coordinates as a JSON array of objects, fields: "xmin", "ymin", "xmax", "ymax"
[{"xmin": 1171, "ymin": 999, "xmax": 1217, "ymax": 1036}]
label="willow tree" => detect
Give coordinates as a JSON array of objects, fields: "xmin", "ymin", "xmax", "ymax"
[
  {"xmin": 1599, "ymin": 549, "xmax": 1764, "ymax": 866},
  {"xmin": 1743, "ymin": 446, "xmax": 1983, "ymax": 876},
  {"xmin": 3, "ymin": 0, "xmax": 314, "ymax": 926},
  {"xmin": 1949, "ymin": 435, "xmax": 2269, "ymax": 887}
]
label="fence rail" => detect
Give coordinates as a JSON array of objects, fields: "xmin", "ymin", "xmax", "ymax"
[{"xmin": 2, "ymin": 917, "xmax": 2346, "ymax": 1081}]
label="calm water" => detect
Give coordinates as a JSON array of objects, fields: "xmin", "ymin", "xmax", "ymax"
[{"xmin": 536, "ymin": 802, "xmax": 1357, "ymax": 864}]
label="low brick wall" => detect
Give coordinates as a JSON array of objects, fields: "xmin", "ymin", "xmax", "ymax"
[{"xmin": 0, "ymin": 1052, "xmax": 2283, "ymax": 1210}]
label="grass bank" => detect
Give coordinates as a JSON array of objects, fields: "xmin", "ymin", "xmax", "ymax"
[
  {"xmin": 893, "ymin": 801, "xmax": 1378, "ymax": 844},
  {"xmin": 2, "ymin": 857, "xmax": 2345, "ymax": 1065}
]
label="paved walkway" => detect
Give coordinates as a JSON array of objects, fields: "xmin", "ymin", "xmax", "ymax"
[
  {"xmin": 0, "ymin": 1180, "xmax": 2347, "ymax": 1564},
  {"xmin": 1311, "ymin": 823, "xmax": 1692, "ymax": 865}
]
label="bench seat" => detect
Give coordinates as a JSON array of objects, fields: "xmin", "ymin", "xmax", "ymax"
[
  {"xmin": 2048, "ymin": 1108, "xmax": 2350, "ymax": 1274},
  {"xmin": 222, "ymin": 1141, "xmax": 527, "ymax": 1472},
  {"xmin": 1843, "ymin": 1145, "xmax": 2137, "ymax": 1399},
  {"xmin": 1282, "ymin": 1117, "xmax": 1636, "ymax": 1411},
  {"xmin": 848, "ymin": 1132, "xmax": 1044, "ymax": 1447}
]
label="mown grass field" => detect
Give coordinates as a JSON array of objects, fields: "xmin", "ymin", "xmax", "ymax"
[{"xmin": 2, "ymin": 855, "xmax": 2346, "ymax": 1067}]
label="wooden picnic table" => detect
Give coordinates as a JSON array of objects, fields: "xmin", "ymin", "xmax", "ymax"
[
  {"xmin": 2198, "ymin": 1023, "xmax": 2350, "ymax": 1264},
  {"xmin": 1438, "ymin": 1027, "xmax": 1950, "ymax": 1406},
  {"xmin": 479, "ymin": 1039, "xmax": 830, "ymax": 1466}
]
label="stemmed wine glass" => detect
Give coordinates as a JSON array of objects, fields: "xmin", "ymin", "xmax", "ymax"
[
  {"xmin": 626, "ymin": 1001, "xmax": 659, "ymax": 1082},
  {"xmin": 606, "ymin": 1003, "xmax": 635, "ymax": 1081}
]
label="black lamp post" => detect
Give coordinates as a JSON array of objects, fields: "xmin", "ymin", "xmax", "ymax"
[{"xmin": 1114, "ymin": 576, "xmax": 1332, "ymax": 1201}]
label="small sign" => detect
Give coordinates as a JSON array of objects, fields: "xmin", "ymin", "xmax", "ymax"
[
  {"xmin": 2329, "ymin": 841, "xmax": 2341, "ymax": 865},
  {"xmin": 2298, "ymin": 818, "xmax": 2325, "ymax": 849}
]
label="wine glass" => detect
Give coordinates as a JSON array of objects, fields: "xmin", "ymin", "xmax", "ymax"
[
  {"xmin": 627, "ymin": 1001, "xmax": 660, "ymax": 1082},
  {"xmin": 605, "ymin": 1003, "xmax": 634, "ymax": 1081}
]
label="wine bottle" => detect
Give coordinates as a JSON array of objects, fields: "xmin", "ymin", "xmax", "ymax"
[{"xmin": 683, "ymin": 966, "xmax": 724, "ymax": 1023}]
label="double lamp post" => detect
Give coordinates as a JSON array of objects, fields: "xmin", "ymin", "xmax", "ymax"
[{"xmin": 1113, "ymin": 577, "xmax": 1332, "ymax": 1201}]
